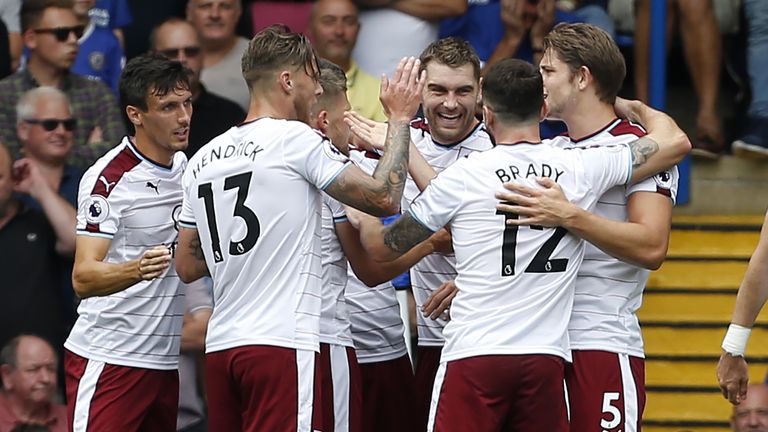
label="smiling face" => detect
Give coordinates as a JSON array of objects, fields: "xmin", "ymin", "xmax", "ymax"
[
  {"xmin": 18, "ymin": 96, "xmax": 74, "ymax": 165},
  {"xmin": 421, "ymin": 62, "xmax": 480, "ymax": 145}
]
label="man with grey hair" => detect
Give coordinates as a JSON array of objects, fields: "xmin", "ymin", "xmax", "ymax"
[
  {"xmin": 186, "ymin": 0, "xmax": 250, "ymax": 110},
  {"xmin": 0, "ymin": 335, "xmax": 66, "ymax": 431},
  {"xmin": 15, "ymin": 86, "xmax": 81, "ymax": 329}
]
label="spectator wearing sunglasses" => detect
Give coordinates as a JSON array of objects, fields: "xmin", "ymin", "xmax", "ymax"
[
  {"xmin": 0, "ymin": 0, "xmax": 125, "ymax": 169},
  {"xmin": 150, "ymin": 17, "xmax": 244, "ymax": 158},
  {"xmin": 70, "ymin": 0, "xmax": 124, "ymax": 95},
  {"xmin": 15, "ymin": 86, "xmax": 83, "ymax": 332}
]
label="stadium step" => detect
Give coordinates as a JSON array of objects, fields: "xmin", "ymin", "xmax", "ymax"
[{"xmin": 641, "ymin": 215, "xmax": 763, "ymax": 430}]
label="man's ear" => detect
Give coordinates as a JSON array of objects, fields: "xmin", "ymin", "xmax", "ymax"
[
  {"xmin": 279, "ymin": 70, "xmax": 293, "ymax": 94},
  {"xmin": 540, "ymin": 98, "xmax": 549, "ymax": 122},
  {"xmin": 482, "ymin": 105, "xmax": 493, "ymax": 129},
  {"xmin": 577, "ymin": 65, "xmax": 591, "ymax": 91},
  {"xmin": 17, "ymin": 122, "xmax": 30, "ymax": 143},
  {"xmin": 318, "ymin": 110, "xmax": 330, "ymax": 134},
  {"xmin": 0, "ymin": 364, "xmax": 13, "ymax": 391},
  {"xmin": 125, "ymin": 105, "xmax": 142, "ymax": 127}
]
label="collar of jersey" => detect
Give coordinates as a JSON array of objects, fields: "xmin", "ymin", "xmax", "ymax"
[
  {"xmin": 567, "ymin": 117, "xmax": 621, "ymax": 144},
  {"xmin": 125, "ymin": 136, "xmax": 174, "ymax": 171}
]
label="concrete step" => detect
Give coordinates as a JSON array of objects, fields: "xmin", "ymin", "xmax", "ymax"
[
  {"xmin": 667, "ymin": 230, "xmax": 758, "ymax": 259},
  {"xmin": 675, "ymin": 156, "xmax": 768, "ymax": 215},
  {"xmin": 639, "ymin": 292, "xmax": 768, "ymax": 324},
  {"xmin": 645, "ymin": 390, "xmax": 731, "ymax": 424},
  {"xmin": 646, "ymin": 359, "xmax": 767, "ymax": 388},
  {"xmin": 648, "ymin": 261, "xmax": 747, "ymax": 290},
  {"xmin": 643, "ymin": 326, "xmax": 768, "ymax": 357}
]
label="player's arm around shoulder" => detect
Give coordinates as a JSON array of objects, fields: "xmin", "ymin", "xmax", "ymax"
[
  {"xmin": 72, "ymin": 236, "xmax": 171, "ymax": 298},
  {"xmin": 718, "ymin": 210, "xmax": 768, "ymax": 404},
  {"xmin": 617, "ymin": 99, "xmax": 691, "ymax": 183}
]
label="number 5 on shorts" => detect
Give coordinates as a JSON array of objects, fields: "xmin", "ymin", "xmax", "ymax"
[{"xmin": 601, "ymin": 392, "xmax": 621, "ymax": 431}]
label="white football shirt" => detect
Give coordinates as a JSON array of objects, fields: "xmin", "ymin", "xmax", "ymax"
[
  {"xmin": 408, "ymin": 140, "xmax": 633, "ymax": 362},
  {"xmin": 402, "ymin": 120, "xmax": 494, "ymax": 347},
  {"xmin": 320, "ymin": 193, "xmax": 354, "ymax": 347},
  {"xmin": 559, "ymin": 119, "xmax": 680, "ymax": 357},
  {"xmin": 179, "ymin": 118, "xmax": 351, "ymax": 353},
  {"xmin": 65, "ymin": 137, "xmax": 187, "ymax": 370},
  {"xmin": 345, "ymin": 149, "xmax": 408, "ymax": 363}
]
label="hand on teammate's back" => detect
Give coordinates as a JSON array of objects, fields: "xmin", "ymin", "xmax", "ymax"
[
  {"xmin": 422, "ymin": 280, "xmax": 458, "ymax": 320},
  {"xmin": 379, "ymin": 57, "xmax": 426, "ymax": 122}
]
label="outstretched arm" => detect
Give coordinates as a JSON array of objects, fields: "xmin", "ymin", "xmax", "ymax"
[{"xmin": 717, "ymin": 210, "xmax": 768, "ymax": 405}]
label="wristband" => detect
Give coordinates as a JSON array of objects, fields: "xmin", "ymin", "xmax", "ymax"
[{"xmin": 722, "ymin": 323, "xmax": 751, "ymax": 356}]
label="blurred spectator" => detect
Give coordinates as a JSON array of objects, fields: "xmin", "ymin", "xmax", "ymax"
[
  {"xmin": 123, "ymin": 0, "xmax": 185, "ymax": 60},
  {"xmin": 0, "ymin": 335, "xmax": 66, "ymax": 432},
  {"xmin": 71, "ymin": 0, "xmax": 124, "ymax": 94},
  {"xmin": 635, "ymin": 0, "xmax": 724, "ymax": 158},
  {"xmin": 732, "ymin": 0, "xmax": 768, "ymax": 158},
  {"xmin": 440, "ymin": 0, "xmax": 579, "ymax": 70},
  {"xmin": 0, "ymin": 139, "xmax": 74, "ymax": 355},
  {"xmin": 555, "ymin": 0, "xmax": 614, "ymax": 39},
  {"xmin": 0, "ymin": 0, "xmax": 22, "ymax": 71},
  {"xmin": 11, "ymin": 424, "xmax": 51, "ymax": 432},
  {"xmin": 0, "ymin": 0, "xmax": 125, "ymax": 169},
  {"xmin": 351, "ymin": 0, "xmax": 468, "ymax": 77},
  {"xmin": 177, "ymin": 278, "xmax": 213, "ymax": 432},
  {"xmin": 0, "ymin": 18, "xmax": 12, "ymax": 79},
  {"xmin": 151, "ymin": 17, "xmax": 244, "ymax": 157},
  {"xmin": 90, "ymin": 0, "xmax": 132, "ymax": 47},
  {"xmin": 15, "ymin": 86, "xmax": 82, "ymax": 329},
  {"xmin": 186, "ymin": 0, "xmax": 250, "ymax": 111},
  {"xmin": 731, "ymin": 383, "xmax": 768, "ymax": 431},
  {"xmin": 309, "ymin": 0, "xmax": 387, "ymax": 122}
]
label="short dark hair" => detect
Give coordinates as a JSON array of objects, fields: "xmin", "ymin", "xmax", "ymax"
[
  {"xmin": 241, "ymin": 24, "xmax": 318, "ymax": 90},
  {"xmin": 317, "ymin": 59, "xmax": 347, "ymax": 98},
  {"xmin": 119, "ymin": 53, "xmax": 192, "ymax": 112},
  {"xmin": 419, "ymin": 37, "xmax": 481, "ymax": 81},
  {"xmin": 544, "ymin": 23, "xmax": 626, "ymax": 104},
  {"xmin": 20, "ymin": 0, "xmax": 74, "ymax": 33},
  {"xmin": 482, "ymin": 59, "xmax": 543, "ymax": 124}
]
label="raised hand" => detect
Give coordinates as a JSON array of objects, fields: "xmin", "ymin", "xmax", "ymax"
[
  {"xmin": 379, "ymin": 57, "xmax": 426, "ymax": 122},
  {"xmin": 13, "ymin": 158, "xmax": 51, "ymax": 199},
  {"xmin": 345, "ymin": 111, "xmax": 388, "ymax": 152}
]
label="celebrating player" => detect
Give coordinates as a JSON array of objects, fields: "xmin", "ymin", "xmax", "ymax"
[
  {"xmin": 174, "ymin": 25, "xmax": 424, "ymax": 432},
  {"xmin": 65, "ymin": 53, "xmax": 192, "ymax": 431}
]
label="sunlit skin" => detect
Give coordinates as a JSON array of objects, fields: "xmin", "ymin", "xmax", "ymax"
[
  {"xmin": 538, "ymin": 48, "xmax": 580, "ymax": 122},
  {"xmin": 309, "ymin": 0, "xmax": 359, "ymax": 70},
  {"xmin": 291, "ymin": 62, "xmax": 324, "ymax": 124},
  {"xmin": 317, "ymin": 93, "xmax": 353, "ymax": 155},
  {"xmin": 421, "ymin": 62, "xmax": 480, "ymax": 145},
  {"xmin": 17, "ymin": 98, "xmax": 74, "ymax": 165},
  {"xmin": 131, "ymin": 87, "xmax": 193, "ymax": 164}
]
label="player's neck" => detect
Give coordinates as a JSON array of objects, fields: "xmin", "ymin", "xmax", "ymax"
[
  {"xmin": 132, "ymin": 133, "xmax": 174, "ymax": 167},
  {"xmin": 243, "ymin": 90, "xmax": 294, "ymax": 122},
  {"xmin": 492, "ymin": 124, "xmax": 541, "ymax": 146},
  {"xmin": 563, "ymin": 100, "xmax": 616, "ymax": 141}
]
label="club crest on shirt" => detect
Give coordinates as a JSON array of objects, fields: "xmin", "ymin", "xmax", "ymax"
[
  {"xmin": 85, "ymin": 195, "xmax": 110, "ymax": 224},
  {"xmin": 653, "ymin": 170, "xmax": 674, "ymax": 189},
  {"xmin": 322, "ymin": 140, "xmax": 348, "ymax": 163},
  {"xmin": 89, "ymin": 52, "xmax": 105, "ymax": 71}
]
